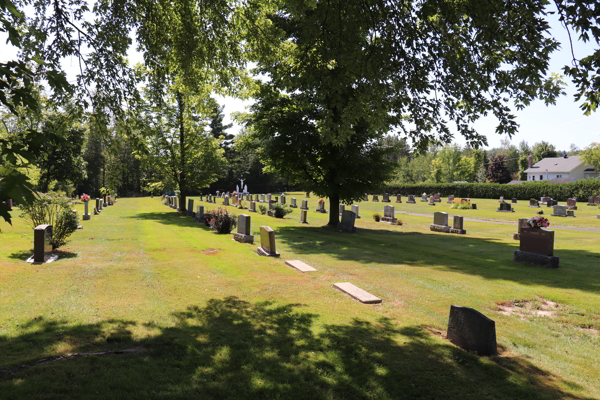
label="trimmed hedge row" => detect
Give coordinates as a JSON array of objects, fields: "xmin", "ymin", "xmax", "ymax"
[{"xmin": 384, "ymin": 180, "xmax": 600, "ymax": 201}]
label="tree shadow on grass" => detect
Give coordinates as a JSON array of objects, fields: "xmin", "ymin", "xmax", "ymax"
[
  {"xmin": 130, "ymin": 210, "xmax": 221, "ymax": 231},
  {"xmin": 275, "ymin": 226, "xmax": 600, "ymax": 294},
  {"xmin": 0, "ymin": 297, "xmax": 591, "ymax": 400}
]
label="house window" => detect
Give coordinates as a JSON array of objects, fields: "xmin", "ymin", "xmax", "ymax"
[
  {"xmin": 532, "ymin": 175, "xmax": 535, "ymax": 181},
  {"xmin": 556, "ymin": 175, "xmax": 562, "ymax": 178},
  {"xmin": 540, "ymin": 175, "xmax": 543, "ymax": 180}
]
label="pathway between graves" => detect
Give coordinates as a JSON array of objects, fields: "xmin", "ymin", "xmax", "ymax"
[{"xmin": 394, "ymin": 211, "xmax": 600, "ymax": 233}]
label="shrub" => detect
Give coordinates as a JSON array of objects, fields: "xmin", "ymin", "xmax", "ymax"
[
  {"xmin": 373, "ymin": 213, "xmax": 381, "ymax": 222},
  {"xmin": 209, "ymin": 208, "xmax": 236, "ymax": 234},
  {"xmin": 396, "ymin": 219, "xmax": 403, "ymax": 225},
  {"xmin": 272, "ymin": 205, "xmax": 292, "ymax": 218},
  {"xmin": 450, "ymin": 202, "xmax": 472, "ymax": 210},
  {"xmin": 51, "ymin": 208, "xmax": 79, "ymax": 249},
  {"xmin": 258, "ymin": 205, "xmax": 267, "ymax": 215}
]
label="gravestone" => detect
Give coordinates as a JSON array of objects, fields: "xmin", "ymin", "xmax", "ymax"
[
  {"xmin": 540, "ymin": 196, "xmax": 551, "ymax": 205},
  {"xmin": 430, "ymin": 212, "xmax": 450, "ymax": 233},
  {"xmin": 300, "ymin": 209, "xmax": 308, "ymax": 224},
  {"xmin": 337, "ymin": 210, "xmax": 356, "ymax": 233},
  {"xmin": 256, "ymin": 226, "xmax": 280, "ymax": 257},
  {"xmin": 447, "ymin": 305, "xmax": 496, "ymax": 356},
  {"xmin": 497, "ymin": 202, "xmax": 514, "ymax": 212},
  {"xmin": 285, "ymin": 260, "xmax": 317, "ymax": 272},
  {"xmin": 547, "ymin": 199, "xmax": 557, "ymax": 207},
  {"xmin": 267, "ymin": 193, "xmax": 272, "ymax": 203},
  {"xmin": 529, "ymin": 198, "xmax": 540, "ymax": 208},
  {"xmin": 363, "ymin": 194, "xmax": 369, "ymax": 201},
  {"xmin": 513, "ymin": 218, "xmax": 528, "ymax": 240},
  {"xmin": 372, "ymin": 195, "xmax": 379, "ymax": 202},
  {"xmin": 450, "ymin": 216, "xmax": 466, "ymax": 234},
  {"xmin": 428, "ymin": 196, "xmax": 436, "ymax": 206},
  {"xmin": 396, "ymin": 194, "xmax": 402, "ymax": 203},
  {"xmin": 352, "ymin": 205, "xmax": 360, "ymax": 218},
  {"xmin": 291, "ymin": 198, "xmax": 297, "ymax": 208},
  {"xmin": 195, "ymin": 205, "xmax": 205, "ymax": 222},
  {"xmin": 249, "ymin": 201, "xmax": 257, "ymax": 212},
  {"xmin": 188, "ymin": 199, "xmax": 195, "ymax": 217},
  {"xmin": 447, "ymin": 195, "xmax": 454, "ymax": 204},
  {"xmin": 499, "ymin": 196, "xmax": 504, "ymax": 202},
  {"xmin": 306, "ymin": 192, "xmax": 310, "ymax": 198},
  {"xmin": 382, "ymin": 193, "xmax": 390, "ymax": 202},
  {"xmin": 316, "ymin": 200, "xmax": 326, "ymax": 213},
  {"xmin": 381, "ymin": 205, "xmax": 397, "ymax": 223},
  {"xmin": 268, "ymin": 200, "xmax": 274, "ymax": 211},
  {"xmin": 280, "ymin": 195, "xmax": 286, "ymax": 205},
  {"xmin": 567, "ymin": 209, "xmax": 575, "ymax": 217},
  {"xmin": 93, "ymin": 207, "xmax": 99, "ymax": 215},
  {"xmin": 471, "ymin": 203, "xmax": 477, "ymax": 210},
  {"xmin": 30, "ymin": 225, "xmax": 57, "ymax": 264},
  {"xmin": 233, "ymin": 214, "xmax": 254, "ymax": 244},
  {"xmin": 300, "ymin": 200, "xmax": 309, "ymax": 210},
  {"xmin": 407, "ymin": 195, "xmax": 416, "ymax": 204},
  {"xmin": 339, "ymin": 204, "xmax": 345, "ymax": 216},
  {"xmin": 96, "ymin": 198, "xmax": 101, "ymax": 213},
  {"xmin": 333, "ymin": 282, "xmax": 382, "ymax": 304},
  {"xmin": 551, "ymin": 205, "xmax": 568, "ymax": 217},
  {"xmin": 514, "ymin": 227, "xmax": 559, "ymax": 268},
  {"xmin": 232, "ymin": 196, "xmax": 238, "ymax": 205},
  {"xmin": 433, "ymin": 193, "xmax": 441, "ymax": 202},
  {"xmin": 567, "ymin": 198, "xmax": 577, "ymax": 210},
  {"xmin": 420, "ymin": 194, "xmax": 428, "ymax": 202},
  {"xmin": 83, "ymin": 201, "xmax": 91, "ymax": 221},
  {"xmin": 103, "ymin": 195, "xmax": 108, "ymax": 207},
  {"xmin": 587, "ymin": 196, "xmax": 600, "ymax": 206}
]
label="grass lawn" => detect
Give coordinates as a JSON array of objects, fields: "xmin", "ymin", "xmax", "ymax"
[{"xmin": 0, "ymin": 194, "xmax": 598, "ymax": 399}]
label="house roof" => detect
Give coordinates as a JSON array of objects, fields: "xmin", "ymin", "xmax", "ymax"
[
  {"xmin": 548, "ymin": 177, "xmax": 577, "ymax": 184},
  {"xmin": 524, "ymin": 156, "xmax": 587, "ymax": 173}
]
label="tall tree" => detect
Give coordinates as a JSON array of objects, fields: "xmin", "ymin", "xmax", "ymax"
[
  {"xmin": 208, "ymin": 100, "xmax": 234, "ymax": 149},
  {"xmin": 532, "ymin": 141, "xmax": 559, "ymax": 162},
  {"xmin": 486, "ymin": 155, "xmax": 512, "ymax": 184},
  {"xmin": 246, "ymin": 0, "xmax": 568, "ymax": 225}
]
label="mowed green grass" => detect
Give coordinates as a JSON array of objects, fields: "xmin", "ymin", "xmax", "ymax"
[{"xmin": 0, "ymin": 194, "xmax": 598, "ymax": 400}]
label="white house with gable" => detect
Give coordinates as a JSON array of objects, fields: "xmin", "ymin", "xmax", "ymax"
[{"xmin": 525, "ymin": 155, "xmax": 598, "ymax": 182}]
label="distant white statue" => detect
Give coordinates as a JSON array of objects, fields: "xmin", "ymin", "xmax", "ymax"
[
  {"xmin": 236, "ymin": 185, "xmax": 239, "ymax": 193},
  {"xmin": 244, "ymin": 184, "xmax": 248, "ymax": 194}
]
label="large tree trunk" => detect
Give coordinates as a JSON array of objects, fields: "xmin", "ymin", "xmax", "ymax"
[
  {"xmin": 177, "ymin": 91, "xmax": 187, "ymax": 213},
  {"xmin": 328, "ymin": 192, "xmax": 340, "ymax": 226}
]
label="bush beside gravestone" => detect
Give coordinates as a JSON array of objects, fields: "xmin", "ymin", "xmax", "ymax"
[{"xmin": 384, "ymin": 180, "xmax": 600, "ymax": 201}]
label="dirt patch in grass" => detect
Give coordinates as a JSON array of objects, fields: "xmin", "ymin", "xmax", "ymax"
[
  {"xmin": 494, "ymin": 297, "xmax": 560, "ymax": 319},
  {"xmin": 198, "ymin": 249, "xmax": 219, "ymax": 255}
]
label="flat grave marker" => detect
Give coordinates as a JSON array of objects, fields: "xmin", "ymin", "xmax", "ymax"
[{"xmin": 333, "ymin": 282, "xmax": 382, "ymax": 304}]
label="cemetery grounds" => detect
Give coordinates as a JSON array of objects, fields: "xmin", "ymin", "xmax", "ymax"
[{"xmin": 0, "ymin": 194, "xmax": 598, "ymax": 399}]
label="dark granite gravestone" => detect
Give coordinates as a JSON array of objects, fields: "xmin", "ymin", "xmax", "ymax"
[
  {"xmin": 567, "ymin": 198, "xmax": 577, "ymax": 210},
  {"xmin": 381, "ymin": 205, "xmax": 397, "ymax": 223},
  {"xmin": 382, "ymin": 193, "xmax": 390, "ymax": 202},
  {"xmin": 529, "ymin": 198, "xmax": 539, "ymax": 208},
  {"xmin": 300, "ymin": 200, "xmax": 309, "ymax": 210},
  {"xmin": 339, "ymin": 204, "xmax": 345, "ymax": 216},
  {"xmin": 430, "ymin": 212, "xmax": 450, "ymax": 232},
  {"xmin": 316, "ymin": 200, "xmax": 326, "ymax": 213},
  {"xmin": 512, "ymin": 198, "xmax": 517, "ymax": 203},
  {"xmin": 471, "ymin": 203, "xmax": 477, "ymax": 209},
  {"xmin": 33, "ymin": 225, "xmax": 54, "ymax": 263},
  {"xmin": 540, "ymin": 196, "xmax": 551, "ymax": 205},
  {"xmin": 396, "ymin": 194, "xmax": 402, "ymax": 203},
  {"xmin": 195, "ymin": 205, "xmax": 204, "ymax": 222},
  {"xmin": 188, "ymin": 199, "xmax": 195, "ymax": 217},
  {"xmin": 407, "ymin": 195, "xmax": 416, "ymax": 203},
  {"xmin": 447, "ymin": 305, "xmax": 497, "ymax": 356},
  {"xmin": 352, "ymin": 205, "xmax": 360, "ymax": 218},
  {"xmin": 497, "ymin": 202, "xmax": 514, "ymax": 212},
  {"xmin": 363, "ymin": 194, "xmax": 369, "ymax": 201},
  {"xmin": 450, "ymin": 215, "xmax": 466, "ymax": 234},
  {"xmin": 233, "ymin": 214, "xmax": 254, "ymax": 244},
  {"xmin": 514, "ymin": 227, "xmax": 559, "ymax": 268},
  {"xmin": 372, "ymin": 195, "xmax": 379, "ymax": 202},
  {"xmin": 103, "ymin": 195, "xmax": 108, "ymax": 207},
  {"xmin": 96, "ymin": 198, "xmax": 101, "ymax": 213},
  {"xmin": 586, "ymin": 196, "xmax": 600, "ymax": 206},
  {"xmin": 337, "ymin": 210, "xmax": 356, "ymax": 233},
  {"xmin": 256, "ymin": 226, "xmax": 280, "ymax": 257}
]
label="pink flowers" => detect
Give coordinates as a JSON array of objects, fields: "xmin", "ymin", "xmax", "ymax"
[
  {"xmin": 80, "ymin": 194, "xmax": 90, "ymax": 201},
  {"xmin": 527, "ymin": 216, "xmax": 550, "ymax": 228}
]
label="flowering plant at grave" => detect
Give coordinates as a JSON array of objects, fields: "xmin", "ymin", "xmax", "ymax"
[
  {"xmin": 526, "ymin": 216, "xmax": 550, "ymax": 228},
  {"xmin": 80, "ymin": 194, "xmax": 90, "ymax": 202},
  {"xmin": 537, "ymin": 210, "xmax": 544, "ymax": 215},
  {"xmin": 319, "ymin": 198, "xmax": 324, "ymax": 202}
]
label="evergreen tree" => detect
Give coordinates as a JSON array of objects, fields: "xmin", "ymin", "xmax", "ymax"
[{"xmin": 209, "ymin": 101, "xmax": 234, "ymax": 149}]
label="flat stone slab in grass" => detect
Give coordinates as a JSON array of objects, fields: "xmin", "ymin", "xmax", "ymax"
[
  {"xmin": 333, "ymin": 282, "xmax": 382, "ymax": 304},
  {"xmin": 285, "ymin": 260, "xmax": 317, "ymax": 272}
]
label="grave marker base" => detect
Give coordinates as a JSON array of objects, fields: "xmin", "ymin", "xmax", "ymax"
[
  {"xmin": 381, "ymin": 217, "xmax": 397, "ymax": 223},
  {"xmin": 407, "ymin": 200, "xmax": 416, "ymax": 204},
  {"xmin": 496, "ymin": 208, "xmax": 515, "ymax": 212},
  {"xmin": 26, "ymin": 254, "xmax": 59, "ymax": 264},
  {"xmin": 428, "ymin": 203, "xmax": 436, "ymax": 206},
  {"xmin": 449, "ymin": 228, "xmax": 466, "ymax": 234},
  {"xmin": 256, "ymin": 246, "xmax": 280, "ymax": 257},
  {"xmin": 233, "ymin": 233, "xmax": 254, "ymax": 244},
  {"xmin": 290, "ymin": 205, "xmax": 297, "ymax": 208},
  {"xmin": 514, "ymin": 250, "xmax": 559, "ymax": 268},
  {"xmin": 430, "ymin": 224, "xmax": 451, "ymax": 233}
]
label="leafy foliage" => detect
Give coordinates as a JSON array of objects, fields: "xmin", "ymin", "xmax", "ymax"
[
  {"xmin": 580, "ymin": 142, "xmax": 600, "ymax": 171},
  {"xmin": 51, "ymin": 208, "xmax": 79, "ymax": 249},
  {"xmin": 271, "ymin": 205, "xmax": 292, "ymax": 219},
  {"xmin": 486, "ymin": 155, "xmax": 512, "ymax": 184},
  {"xmin": 209, "ymin": 208, "xmax": 236, "ymax": 234}
]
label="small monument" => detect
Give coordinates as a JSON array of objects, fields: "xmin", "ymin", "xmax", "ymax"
[
  {"xmin": 372, "ymin": 195, "xmax": 379, "ymax": 202},
  {"xmin": 351, "ymin": 205, "xmax": 360, "ymax": 218},
  {"xmin": 447, "ymin": 195, "xmax": 454, "ymax": 204},
  {"xmin": 195, "ymin": 205, "xmax": 205, "ymax": 222},
  {"xmin": 256, "ymin": 226, "xmax": 280, "ymax": 257},
  {"xmin": 339, "ymin": 204, "xmax": 345, "ymax": 216},
  {"xmin": 223, "ymin": 197, "xmax": 229, "ymax": 206},
  {"xmin": 407, "ymin": 195, "xmax": 416, "ymax": 204},
  {"xmin": 300, "ymin": 200, "xmax": 309, "ymax": 210},
  {"xmin": 540, "ymin": 196, "xmax": 551, "ymax": 206},
  {"xmin": 567, "ymin": 198, "xmax": 577, "ymax": 210},
  {"xmin": 83, "ymin": 201, "xmax": 91, "ymax": 221},
  {"xmin": 381, "ymin": 205, "xmax": 397, "ymax": 224},
  {"xmin": 433, "ymin": 193, "xmax": 441, "ymax": 202},
  {"xmin": 396, "ymin": 194, "xmax": 402, "ymax": 203},
  {"xmin": 291, "ymin": 198, "xmax": 297, "ymax": 208},
  {"xmin": 363, "ymin": 194, "xmax": 369, "ymax": 201},
  {"xmin": 497, "ymin": 202, "xmax": 514, "ymax": 212},
  {"xmin": 280, "ymin": 194, "xmax": 286, "ymax": 205},
  {"xmin": 511, "ymin": 198, "xmax": 517, "ymax": 204},
  {"xmin": 447, "ymin": 305, "xmax": 497, "ymax": 356},
  {"xmin": 450, "ymin": 216, "xmax": 466, "ymax": 234},
  {"xmin": 188, "ymin": 199, "xmax": 195, "ymax": 217},
  {"xmin": 382, "ymin": 193, "xmax": 390, "ymax": 202},
  {"xmin": 430, "ymin": 212, "xmax": 450, "ymax": 233},
  {"xmin": 27, "ymin": 225, "xmax": 58, "ymax": 264},
  {"xmin": 514, "ymin": 219, "xmax": 559, "ymax": 268},
  {"xmin": 306, "ymin": 192, "xmax": 310, "ymax": 198},
  {"xmin": 337, "ymin": 210, "xmax": 356, "ymax": 233},
  {"xmin": 529, "ymin": 198, "xmax": 540, "ymax": 208},
  {"xmin": 428, "ymin": 196, "xmax": 436, "ymax": 206},
  {"xmin": 420, "ymin": 193, "xmax": 428, "ymax": 202},
  {"xmin": 300, "ymin": 209, "xmax": 308, "ymax": 224},
  {"xmin": 551, "ymin": 205, "xmax": 568, "ymax": 217},
  {"xmin": 233, "ymin": 214, "xmax": 254, "ymax": 244},
  {"xmin": 316, "ymin": 200, "xmax": 327, "ymax": 213},
  {"xmin": 96, "ymin": 198, "xmax": 101, "ymax": 213},
  {"xmin": 249, "ymin": 201, "xmax": 257, "ymax": 212}
]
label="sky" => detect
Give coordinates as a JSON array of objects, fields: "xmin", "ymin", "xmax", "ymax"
[{"xmin": 1, "ymin": 6, "xmax": 598, "ymax": 152}]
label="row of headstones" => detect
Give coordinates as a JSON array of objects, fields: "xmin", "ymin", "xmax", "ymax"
[{"xmin": 429, "ymin": 212, "xmax": 466, "ymax": 234}]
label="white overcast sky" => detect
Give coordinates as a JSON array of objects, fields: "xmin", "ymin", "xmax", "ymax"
[{"xmin": 1, "ymin": 7, "xmax": 598, "ymax": 151}]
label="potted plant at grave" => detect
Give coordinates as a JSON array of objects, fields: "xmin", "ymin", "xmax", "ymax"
[
  {"xmin": 80, "ymin": 194, "xmax": 90, "ymax": 203},
  {"xmin": 526, "ymin": 216, "xmax": 550, "ymax": 229}
]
